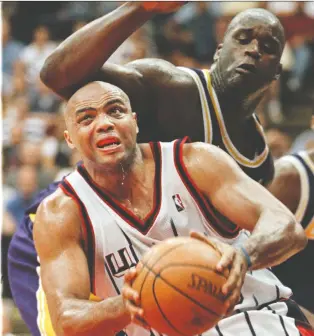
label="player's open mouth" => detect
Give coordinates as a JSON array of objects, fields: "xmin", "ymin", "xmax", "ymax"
[
  {"xmin": 236, "ymin": 64, "xmax": 256, "ymax": 74},
  {"xmin": 96, "ymin": 137, "xmax": 121, "ymax": 150}
]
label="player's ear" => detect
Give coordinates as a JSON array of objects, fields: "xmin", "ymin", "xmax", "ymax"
[
  {"xmin": 64, "ymin": 130, "xmax": 75, "ymax": 149},
  {"xmin": 213, "ymin": 44, "xmax": 223, "ymax": 63},
  {"xmin": 274, "ymin": 63, "xmax": 282, "ymax": 80},
  {"xmin": 132, "ymin": 112, "xmax": 139, "ymax": 134}
]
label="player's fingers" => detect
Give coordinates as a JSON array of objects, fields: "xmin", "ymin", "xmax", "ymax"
[
  {"xmin": 125, "ymin": 299, "xmax": 144, "ymax": 319},
  {"xmin": 122, "ymin": 286, "xmax": 140, "ymax": 306},
  {"xmin": 124, "ymin": 267, "xmax": 138, "ymax": 284},
  {"xmin": 226, "ymin": 290, "xmax": 241, "ymax": 314},
  {"xmin": 222, "ymin": 257, "xmax": 241, "ymax": 294},
  {"xmin": 217, "ymin": 248, "xmax": 235, "ymax": 273}
]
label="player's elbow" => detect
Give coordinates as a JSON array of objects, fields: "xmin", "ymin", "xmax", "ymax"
[
  {"xmin": 40, "ymin": 51, "xmax": 67, "ymax": 96},
  {"xmin": 285, "ymin": 216, "xmax": 308, "ymax": 253},
  {"xmin": 294, "ymin": 221, "xmax": 308, "ymax": 252},
  {"xmin": 56, "ymin": 310, "xmax": 78, "ymax": 336},
  {"xmin": 40, "ymin": 52, "xmax": 52, "ymax": 81},
  {"xmin": 40, "ymin": 57, "xmax": 58, "ymax": 91}
]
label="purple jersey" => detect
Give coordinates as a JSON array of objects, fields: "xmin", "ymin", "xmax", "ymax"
[{"xmin": 8, "ymin": 181, "xmax": 60, "ymax": 336}]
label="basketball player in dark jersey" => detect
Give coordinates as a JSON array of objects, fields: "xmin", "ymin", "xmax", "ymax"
[
  {"xmin": 40, "ymin": 3, "xmax": 286, "ymax": 185},
  {"xmin": 268, "ymin": 150, "xmax": 314, "ymax": 325},
  {"xmin": 8, "ymin": 82, "xmax": 310, "ymax": 336}
]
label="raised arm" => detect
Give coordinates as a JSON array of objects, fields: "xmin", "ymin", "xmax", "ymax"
[
  {"xmin": 40, "ymin": 2, "xmax": 184, "ymax": 100},
  {"xmin": 184, "ymin": 143, "xmax": 307, "ymax": 270},
  {"xmin": 33, "ymin": 189, "xmax": 130, "ymax": 336}
]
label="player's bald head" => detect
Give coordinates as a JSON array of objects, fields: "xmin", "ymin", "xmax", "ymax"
[{"xmin": 225, "ymin": 8, "xmax": 285, "ymax": 50}]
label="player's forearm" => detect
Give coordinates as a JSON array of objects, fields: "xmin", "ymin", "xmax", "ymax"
[
  {"xmin": 57, "ymin": 295, "xmax": 130, "ymax": 336},
  {"xmin": 40, "ymin": 2, "xmax": 153, "ymax": 94},
  {"xmin": 242, "ymin": 208, "xmax": 307, "ymax": 270}
]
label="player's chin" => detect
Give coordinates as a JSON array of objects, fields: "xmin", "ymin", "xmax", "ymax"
[{"xmin": 96, "ymin": 152, "xmax": 125, "ymax": 164}]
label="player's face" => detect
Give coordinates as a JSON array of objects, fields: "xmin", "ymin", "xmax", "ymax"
[
  {"xmin": 215, "ymin": 19, "xmax": 283, "ymax": 93},
  {"xmin": 65, "ymin": 85, "xmax": 138, "ymax": 168}
]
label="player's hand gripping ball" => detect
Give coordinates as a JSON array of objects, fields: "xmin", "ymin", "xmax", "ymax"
[{"xmin": 141, "ymin": 1, "xmax": 186, "ymax": 13}]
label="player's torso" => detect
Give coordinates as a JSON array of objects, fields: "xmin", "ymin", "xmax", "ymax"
[
  {"xmin": 273, "ymin": 151, "xmax": 314, "ymax": 311},
  {"xmin": 62, "ymin": 140, "xmax": 291, "ymax": 336},
  {"xmin": 61, "ymin": 140, "xmax": 241, "ymax": 297},
  {"xmin": 143, "ymin": 66, "xmax": 273, "ymax": 184}
]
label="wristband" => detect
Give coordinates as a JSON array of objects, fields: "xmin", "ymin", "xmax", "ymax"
[{"xmin": 237, "ymin": 245, "xmax": 252, "ymax": 268}]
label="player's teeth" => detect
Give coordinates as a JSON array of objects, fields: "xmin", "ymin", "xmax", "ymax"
[{"xmin": 104, "ymin": 143, "xmax": 118, "ymax": 148}]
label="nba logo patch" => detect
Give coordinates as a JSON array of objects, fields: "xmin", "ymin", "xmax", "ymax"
[{"xmin": 172, "ymin": 194, "xmax": 185, "ymax": 212}]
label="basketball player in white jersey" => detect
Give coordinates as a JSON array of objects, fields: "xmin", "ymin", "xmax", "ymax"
[
  {"xmin": 268, "ymin": 150, "xmax": 314, "ymax": 326},
  {"xmin": 32, "ymin": 81, "xmax": 310, "ymax": 336}
]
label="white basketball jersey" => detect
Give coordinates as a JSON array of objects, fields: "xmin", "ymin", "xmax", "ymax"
[{"xmin": 61, "ymin": 139, "xmax": 302, "ymax": 336}]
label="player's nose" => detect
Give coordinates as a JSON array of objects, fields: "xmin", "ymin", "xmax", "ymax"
[
  {"xmin": 96, "ymin": 114, "xmax": 114, "ymax": 133},
  {"xmin": 245, "ymin": 40, "xmax": 261, "ymax": 60}
]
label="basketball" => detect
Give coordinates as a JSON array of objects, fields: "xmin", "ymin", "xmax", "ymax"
[
  {"xmin": 141, "ymin": 1, "xmax": 185, "ymax": 13},
  {"xmin": 132, "ymin": 237, "xmax": 229, "ymax": 336}
]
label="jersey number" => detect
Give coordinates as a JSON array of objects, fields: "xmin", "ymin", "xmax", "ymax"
[{"xmin": 106, "ymin": 247, "xmax": 137, "ymax": 278}]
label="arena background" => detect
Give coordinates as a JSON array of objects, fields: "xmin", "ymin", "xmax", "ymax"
[{"xmin": 2, "ymin": 1, "xmax": 314, "ymax": 334}]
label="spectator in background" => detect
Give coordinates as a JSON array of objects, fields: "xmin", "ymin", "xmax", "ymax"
[
  {"xmin": 56, "ymin": 1, "xmax": 120, "ymax": 22},
  {"xmin": 2, "ymin": 16, "xmax": 24, "ymax": 97},
  {"xmin": 6, "ymin": 165, "xmax": 39, "ymax": 228},
  {"xmin": 54, "ymin": 148, "xmax": 82, "ymax": 181},
  {"xmin": 6, "ymin": 141, "xmax": 56, "ymax": 190},
  {"xmin": 268, "ymin": 2, "xmax": 314, "ymax": 93},
  {"xmin": 108, "ymin": 25, "xmax": 157, "ymax": 65},
  {"xmin": 164, "ymin": 2, "xmax": 218, "ymax": 66},
  {"xmin": 72, "ymin": 20, "xmax": 88, "ymax": 33},
  {"xmin": 2, "ymin": 213, "xmax": 17, "ymax": 301},
  {"xmin": 20, "ymin": 25, "xmax": 57, "ymax": 86},
  {"xmin": 265, "ymin": 128, "xmax": 292, "ymax": 160},
  {"xmin": 29, "ymin": 78, "xmax": 61, "ymax": 114},
  {"xmin": 290, "ymin": 114, "xmax": 314, "ymax": 153}
]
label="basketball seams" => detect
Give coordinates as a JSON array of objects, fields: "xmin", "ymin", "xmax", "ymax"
[
  {"xmin": 156, "ymin": 263, "xmax": 228, "ymax": 281},
  {"xmin": 133, "ymin": 240, "xmax": 225, "ymax": 334},
  {"xmin": 137, "ymin": 242, "xmax": 190, "ymax": 301},
  {"xmin": 152, "ymin": 275, "xmax": 190, "ymax": 336},
  {"xmin": 142, "ymin": 262, "xmax": 224, "ymax": 317}
]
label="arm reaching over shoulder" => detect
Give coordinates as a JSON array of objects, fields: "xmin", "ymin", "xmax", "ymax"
[
  {"xmin": 40, "ymin": 2, "xmax": 185, "ymax": 100},
  {"xmin": 183, "ymin": 142, "xmax": 307, "ymax": 271},
  {"xmin": 33, "ymin": 189, "xmax": 130, "ymax": 336}
]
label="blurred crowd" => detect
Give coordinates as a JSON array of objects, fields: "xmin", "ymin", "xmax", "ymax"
[{"xmin": 2, "ymin": 2, "xmax": 314, "ymax": 334}]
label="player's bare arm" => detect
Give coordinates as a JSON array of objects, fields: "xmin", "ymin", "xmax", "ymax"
[
  {"xmin": 267, "ymin": 158, "xmax": 301, "ymax": 213},
  {"xmin": 40, "ymin": 2, "xmax": 189, "ymax": 101},
  {"xmin": 184, "ymin": 142, "xmax": 307, "ymax": 269},
  {"xmin": 185, "ymin": 143, "xmax": 307, "ymax": 269},
  {"xmin": 33, "ymin": 189, "xmax": 130, "ymax": 336},
  {"xmin": 184, "ymin": 143, "xmax": 307, "ymax": 312}
]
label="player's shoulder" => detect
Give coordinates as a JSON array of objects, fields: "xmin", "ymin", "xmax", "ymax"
[
  {"xmin": 274, "ymin": 155, "xmax": 300, "ymax": 179},
  {"xmin": 181, "ymin": 142, "xmax": 240, "ymax": 174},
  {"xmin": 36, "ymin": 187, "xmax": 81, "ymax": 229},
  {"xmin": 182, "ymin": 142, "xmax": 235, "ymax": 163},
  {"xmin": 267, "ymin": 155, "xmax": 301, "ymax": 191},
  {"xmin": 34, "ymin": 187, "xmax": 83, "ymax": 257},
  {"xmin": 126, "ymin": 58, "xmax": 195, "ymax": 86}
]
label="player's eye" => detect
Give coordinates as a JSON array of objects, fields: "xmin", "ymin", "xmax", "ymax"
[
  {"xmin": 78, "ymin": 114, "xmax": 93, "ymax": 124},
  {"xmin": 238, "ymin": 34, "xmax": 250, "ymax": 44},
  {"xmin": 109, "ymin": 107, "xmax": 125, "ymax": 117},
  {"xmin": 262, "ymin": 43, "xmax": 275, "ymax": 54}
]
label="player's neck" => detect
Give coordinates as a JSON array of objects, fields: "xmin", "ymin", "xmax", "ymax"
[
  {"xmin": 83, "ymin": 145, "xmax": 147, "ymax": 199},
  {"xmin": 211, "ymin": 69, "xmax": 265, "ymax": 123}
]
